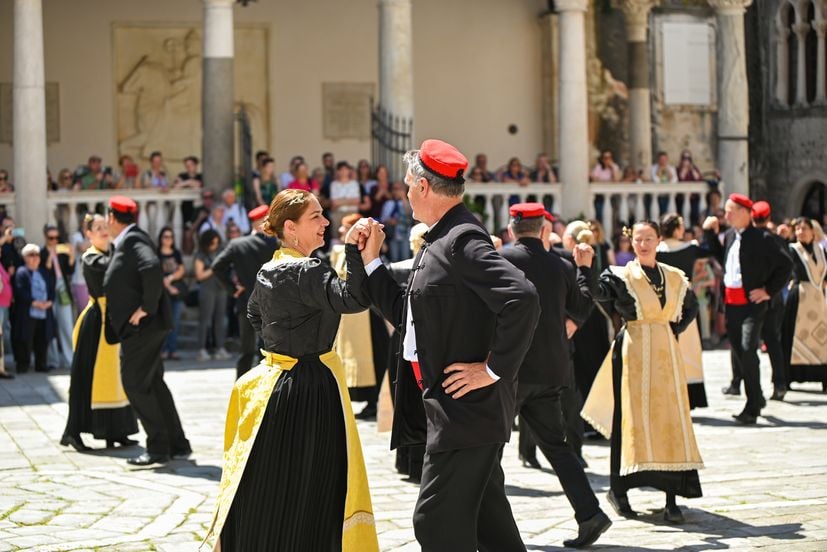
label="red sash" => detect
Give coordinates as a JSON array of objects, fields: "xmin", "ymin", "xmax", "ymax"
[
  {"xmin": 411, "ymin": 361, "xmax": 424, "ymax": 390},
  {"xmin": 725, "ymin": 287, "xmax": 748, "ymax": 306}
]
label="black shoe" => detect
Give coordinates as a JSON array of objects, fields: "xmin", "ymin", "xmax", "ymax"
[
  {"xmin": 562, "ymin": 510, "xmax": 612, "ymax": 548},
  {"xmin": 664, "ymin": 504, "xmax": 685, "ymax": 524},
  {"xmin": 106, "ymin": 437, "xmax": 139, "ymax": 448},
  {"xmin": 0, "ymin": 372, "xmax": 14, "ymax": 380},
  {"xmin": 732, "ymin": 411, "xmax": 757, "ymax": 425},
  {"xmin": 171, "ymin": 447, "xmax": 193, "ymax": 460},
  {"xmin": 60, "ymin": 434, "xmax": 91, "ymax": 452},
  {"xmin": 355, "ymin": 404, "xmax": 377, "ymax": 421},
  {"xmin": 127, "ymin": 453, "xmax": 170, "ymax": 466},
  {"xmin": 770, "ymin": 386, "xmax": 787, "ymax": 401},
  {"xmin": 35, "ymin": 366, "xmax": 55, "ymax": 373},
  {"xmin": 607, "ymin": 490, "xmax": 637, "ymax": 518},
  {"xmin": 520, "ymin": 454, "xmax": 542, "ymax": 470},
  {"xmin": 721, "ymin": 384, "xmax": 740, "ymax": 396}
]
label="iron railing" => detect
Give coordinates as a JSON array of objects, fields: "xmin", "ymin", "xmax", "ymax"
[{"xmin": 371, "ymin": 101, "xmax": 413, "ymax": 182}]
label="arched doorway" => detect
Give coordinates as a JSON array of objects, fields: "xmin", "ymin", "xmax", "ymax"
[{"xmin": 801, "ymin": 181, "xmax": 826, "ymax": 223}]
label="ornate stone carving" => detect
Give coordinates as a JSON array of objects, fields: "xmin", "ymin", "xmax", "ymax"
[
  {"xmin": 612, "ymin": 0, "xmax": 659, "ymax": 42},
  {"xmin": 707, "ymin": 0, "xmax": 754, "ymax": 14}
]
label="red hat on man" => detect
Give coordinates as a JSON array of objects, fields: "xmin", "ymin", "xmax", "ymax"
[
  {"xmin": 728, "ymin": 193, "xmax": 753, "ymax": 210},
  {"xmin": 509, "ymin": 202, "xmax": 546, "ymax": 222},
  {"xmin": 249, "ymin": 204, "xmax": 269, "ymax": 221},
  {"xmin": 751, "ymin": 200, "xmax": 771, "ymax": 220},
  {"xmin": 109, "ymin": 195, "xmax": 138, "ymax": 214},
  {"xmin": 419, "ymin": 139, "xmax": 469, "ymax": 182}
]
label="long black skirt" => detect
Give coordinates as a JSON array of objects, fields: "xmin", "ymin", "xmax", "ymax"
[
  {"xmin": 609, "ymin": 331, "xmax": 702, "ymax": 498},
  {"xmin": 221, "ymin": 358, "xmax": 348, "ymax": 552},
  {"xmin": 782, "ymin": 285, "xmax": 827, "ymax": 385},
  {"xmin": 63, "ymin": 302, "xmax": 138, "ymax": 440}
]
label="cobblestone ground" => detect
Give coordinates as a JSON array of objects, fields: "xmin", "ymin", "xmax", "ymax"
[{"xmin": 1, "ymin": 350, "xmax": 826, "ymax": 551}]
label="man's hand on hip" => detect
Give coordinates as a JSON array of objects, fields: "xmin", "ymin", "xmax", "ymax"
[{"xmin": 443, "ymin": 362, "xmax": 497, "ymax": 399}]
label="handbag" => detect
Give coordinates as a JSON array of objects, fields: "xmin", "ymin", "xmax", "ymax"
[{"xmin": 170, "ymin": 278, "xmax": 189, "ymax": 299}]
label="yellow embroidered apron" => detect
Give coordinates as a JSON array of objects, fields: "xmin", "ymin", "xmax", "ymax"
[{"xmin": 582, "ymin": 262, "xmax": 704, "ymax": 475}]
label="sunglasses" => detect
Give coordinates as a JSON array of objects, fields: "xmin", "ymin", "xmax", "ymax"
[
  {"xmin": 47, "ymin": 235, "xmax": 59, "ymax": 241},
  {"xmin": 162, "ymin": 234, "xmax": 173, "ymax": 239}
]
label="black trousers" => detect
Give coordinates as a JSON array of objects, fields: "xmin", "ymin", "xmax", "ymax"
[
  {"xmin": 414, "ymin": 444, "xmax": 525, "ymax": 552},
  {"xmin": 13, "ymin": 319, "xmax": 47, "ymax": 372},
  {"xmin": 516, "ymin": 384, "xmax": 600, "ymax": 523},
  {"xmin": 120, "ymin": 316, "xmax": 189, "ymax": 455},
  {"xmin": 726, "ymin": 302, "xmax": 768, "ymax": 416},
  {"xmin": 761, "ymin": 293, "xmax": 786, "ymax": 386},
  {"xmin": 236, "ymin": 310, "xmax": 259, "ymax": 379}
]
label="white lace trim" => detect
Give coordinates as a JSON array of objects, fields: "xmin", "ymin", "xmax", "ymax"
[
  {"xmin": 343, "ymin": 511, "xmax": 376, "ymax": 531},
  {"xmin": 620, "ymin": 461, "xmax": 705, "ymax": 476}
]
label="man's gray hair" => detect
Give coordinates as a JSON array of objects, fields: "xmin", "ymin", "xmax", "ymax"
[
  {"xmin": 403, "ymin": 150, "xmax": 464, "ymax": 198},
  {"xmin": 510, "ymin": 216, "xmax": 544, "ymax": 237}
]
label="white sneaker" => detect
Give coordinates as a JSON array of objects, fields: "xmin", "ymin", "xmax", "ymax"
[
  {"xmin": 196, "ymin": 349, "xmax": 211, "ymax": 362},
  {"xmin": 213, "ymin": 348, "xmax": 232, "ymax": 361}
]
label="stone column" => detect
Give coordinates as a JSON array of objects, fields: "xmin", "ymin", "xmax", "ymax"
[
  {"xmin": 378, "ymin": 0, "xmax": 414, "ymax": 124},
  {"xmin": 814, "ymin": 20, "xmax": 827, "ymax": 104},
  {"xmin": 709, "ymin": 0, "xmax": 753, "ymax": 197},
  {"xmin": 792, "ymin": 21, "xmax": 810, "ymax": 106},
  {"xmin": 539, "ymin": 12, "xmax": 559, "ymax": 161},
  {"xmin": 202, "ymin": 0, "xmax": 235, "ymax": 192},
  {"xmin": 614, "ymin": 0, "xmax": 658, "ymax": 173},
  {"xmin": 775, "ymin": 17, "xmax": 790, "ymax": 106},
  {"xmin": 13, "ymin": 0, "xmax": 49, "ymax": 236},
  {"xmin": 556, "ymin": 0, "xmax": 590, "ymax": 218}
]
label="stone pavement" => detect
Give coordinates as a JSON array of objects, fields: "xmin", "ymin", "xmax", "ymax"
[{"xmin": 1, "ymin": 350, "xmax": 826, "ymax": 551}]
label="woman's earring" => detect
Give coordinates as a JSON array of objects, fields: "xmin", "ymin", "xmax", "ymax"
[{"xmin": 293, "ymin": 237, "xmax": 299, "ymax": 247}]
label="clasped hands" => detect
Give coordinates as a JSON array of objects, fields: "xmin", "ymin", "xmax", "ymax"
[{"xmin": 345, "ymin": 218, "xmax": 386, "ymax": 263}]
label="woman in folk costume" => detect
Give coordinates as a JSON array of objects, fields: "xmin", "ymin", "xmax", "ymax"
[
  {"xmin": 656, "ymin": 213, "xmax": 713, "ymax": 408},
  {"xmin": 205, "ymin": 189, "xmax": 378, "ymax": 552},
  {"xmin": 782, "ymin": 217, "xmax": 827, "ymax": 391},
  {"xmin": 61, "ymin": 214, "xmax": 138, "ymax": 452},
  {"xmin": 579, "ymin": 221, "xmax": 703, "ymax": 524}
]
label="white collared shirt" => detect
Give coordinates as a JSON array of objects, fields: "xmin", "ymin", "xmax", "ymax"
[
  {"xmin": 112, "ymin": 223, "xmax": 136, "ymax": 250},
  {"xmin": 724, "ymin": 230, "xmax": 743, "ymax": 288}
]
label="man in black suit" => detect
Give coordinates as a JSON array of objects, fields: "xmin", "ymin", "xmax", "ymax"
[
  {"xmin": 211, "ymin": 204, "xmax": 279, "ymax": 378},
  {"xmin": 103, "ymin": 196, "xmax": 190, "ymax": 465},
  {"xmin": 703, "ymin": 194, "xmax": 792, "ymax": 424},
  {"xmin": 501, "ymin": 204, "xmax": 611, "ymax": 548},
  {"xmin": 353, "ymin": 140, "xmax": 540, "ymax": 551}
]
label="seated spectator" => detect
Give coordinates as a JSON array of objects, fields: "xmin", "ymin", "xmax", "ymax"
[
  {"xmin": 253, "ymin": 156, "xmax": 279, "ymax": 207},
  {"xmin": 141, "ymin": 151, "xmax": 169, "ymax": 189},
  {"xmin": 356, "ymin": 159, "xmax": 377, "ymax": 194},
  {"xmin": 472, "ymin": 153, "xmax": 495, "ymax": 182},
  {"xmin": 369, "ymin": 165, "xmax": 392, "ymax": 219},
  {"xmin": 380, "ymin": 182, "xmax": 414, "ymax": 262},
  {"xmin": 501, "ymin": 157, "xmax": 531, "ymax": 186},
  {"xmin": 194, "ymin": 229, "xmax": 230, "ymax": 362},
  {"xmin": 590, "ymin": 150, "xmax": 622, "ymax": 182},
  {"xmin": 650, "ymin": 151, "xmax": 678, "ymax": 183},
  {"xmin": 530, "ymin": 153, "xmax": 557, "ymax": 183},
  {"xmin": 158, "ymin": 227, "xmax": 186, "ymax": 361},
  {"xmin": 12, "ymin": 244, "xmax": 56, "ymax": 373},
  {"xmin": 114, "ymin": 155, "xmax": 140, "ymax": 189},
  {"xmin": 0, "ymin": 170, "xmax": 13, "ymax": 193},
  {"xmin": 279, "ymin": 155, "xmax": 304, "ymax": 189},
  {"xmin": 200, "ymin": 203, "xmax": 227, "ymax": 242},
  {"xmin": 676, "ymin": 150, "xmax": 703, "ymax": 181},
  {"xmin": 287, "ymin": 162, "xmax": 320, "ymax": 195},
  {"xmin": 54, "ymin": 169, "xmax": 73, "ymax": 191},
  {"xmin": 221, "ymin": 189, "xmax": 249, "ymax": 235},
  {"xmin": 175, "ymin": 155, "xmax": 203, "ymax": 188},
  {"xmin": 74, "ymin": 155, "xmax": 113, "ymax": 191}
]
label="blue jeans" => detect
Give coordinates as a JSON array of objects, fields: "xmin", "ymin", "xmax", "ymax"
[
  {"xmin": 389, "ymin": 239, "xmax": 411, "ymax": 263},
  {"xmin": 163, "ymin": 298, "xmax": 183, "ymax": 354}
]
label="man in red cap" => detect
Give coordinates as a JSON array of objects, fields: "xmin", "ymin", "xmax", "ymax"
[
  {"xmin": 103, "ymin": 196, "xmax": 191, "ymax": 465},
  {"xmin": 501, "ymin": 203, "xmax": 611, "ymax": 547},
  {"xmin": 751, "ymin": 201, "xmax": 793, "ymax": 400},
  {"xmin": 352, "ymin": 139, "xmax": 540, "ymax": 551},
  {"xmin": 211, "ymin": 204, "xmax": 279, "ymax": 378},
  {"xmin": 703, "ymin": 194, "xmax": 792, "ymax": 424}
]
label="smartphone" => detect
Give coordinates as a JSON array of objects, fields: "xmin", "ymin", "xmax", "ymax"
[{"xmin": 56, "ymin": 243, "xmax": 71, "ymax": 255}]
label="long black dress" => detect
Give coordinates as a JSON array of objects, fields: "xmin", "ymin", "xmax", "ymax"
[
  {"xmin": 218, "ymin": 246, "xmax": 375, "ymax": 552},
  {"xmin": 63, "ymin": 248, "xmax": 138, "ymax": 441}
]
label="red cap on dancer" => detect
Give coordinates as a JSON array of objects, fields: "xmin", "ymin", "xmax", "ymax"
[
  {"xmin": 109, "ymin": 195, "xmax": 138, "ymax": 214},
  {"xmin": 249, "ymin": 204, "xmax": 269, "ymax": 221},
  {"xmin": 751, "ymin": 201, "xmax": 771, "ymax": 220},
  {"xmin": 419, "ymin": 139, "xmax": 468, "ymax": 182},
  {"xmin": 728, "ymin": 193, "xmax": 753, "ymax": 210},
  {"xmin": 509, "ymin": 203, "xmax": 547, "ymax": 222}
]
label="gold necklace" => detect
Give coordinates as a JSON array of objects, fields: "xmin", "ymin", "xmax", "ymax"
[{"xmin": 638, "ymin": 261, "xmax": 665, "ymax": 300}]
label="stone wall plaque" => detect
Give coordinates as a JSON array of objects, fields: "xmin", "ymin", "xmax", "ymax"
[
  {"xmin": 0, "ymin": 82, "xmax": 61, "ymax": 144},
  {"xmin": 662, "ymin": 22, "xmax": 714, "ymax": 105},
  {"xmin": 322, "ymin": 82, "xmax": 374, "ymax": 141}
]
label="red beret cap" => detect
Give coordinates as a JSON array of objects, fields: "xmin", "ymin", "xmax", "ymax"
[
  {"xmin": 109, "ymin": 195, "xmax": 138, "ymax": 214},
  {"xmin": 544, "ymin": 210, "xmax": 555, "ymax": 223},
  {"xmin": 419, "ymin": 139, "xmax": 468, "ymax": 182},
  {"xmin": 509, "ymin": 202, "xmax": 546, "ymax": 221},
  {"xmin": 249, "ymin": 204, "xmax": 269, "ymax": 221},
  {"xmin": 751, "ymin": 200, "xmax": 771, "ymax": 219},
  {"xmin": 729, "ymin": 193, "xmax": 753, "ymax": 210}
]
